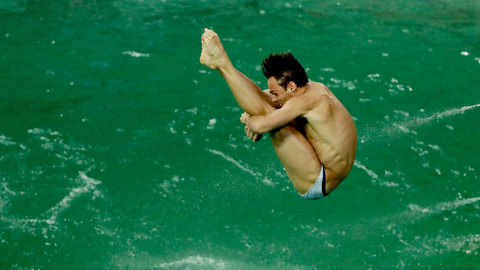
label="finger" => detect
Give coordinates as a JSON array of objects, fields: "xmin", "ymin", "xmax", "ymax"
[
  {"xmin": 240, "ymin": 114, "xmax": 248, "ymax": 124},
  {"xmin": 241, "ymin": 112, "xmax": 249, "ymax": 124},
  {"xmin": 245, "ymin": 127, "xmax": 253, "ymax": 138}
]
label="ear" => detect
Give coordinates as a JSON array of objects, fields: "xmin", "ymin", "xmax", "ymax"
[{"xmin": 287, "ymin": 81, "xmax": 297, "ymax": 92}]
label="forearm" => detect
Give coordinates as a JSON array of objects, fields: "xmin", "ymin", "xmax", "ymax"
[
  {"xmin": 246, "ymin": 115, "xmax": 274, "ymax": 134},
  {"xmin": 244, "ymin": 107, "xmax": 299, "ymax": 134},
  {"xmin": 240, "ymin": 112, "xmax": 263, "ymax": 141}
]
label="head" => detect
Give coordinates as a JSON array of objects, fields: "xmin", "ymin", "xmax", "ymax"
[{"xmin": 262, "ymin": 52, "xmax": 309, "ymax": 104}]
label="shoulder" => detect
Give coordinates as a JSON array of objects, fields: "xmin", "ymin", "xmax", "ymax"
[
  {"xmin": 302, "ymin": 83, "xmax": 333, "ymax": 116},
  {"xmin": 306, "ymin": 84, "xmax": 332, "ymax": 106},
  {"xmin": 284, "ymin": 83, "xmax": 332, "ymax": 112}
]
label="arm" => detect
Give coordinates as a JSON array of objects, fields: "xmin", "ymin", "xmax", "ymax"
[
  {"xmin": 244, "ymin": 125, "xmax": 263, "ymax": 141},
  {"xmin": 240, "ymin": 112, "xmax": 262, "ymax": 141},
  {"xmin": 246, "ymin": 96, "xmax": 311, "ymax": 134}
]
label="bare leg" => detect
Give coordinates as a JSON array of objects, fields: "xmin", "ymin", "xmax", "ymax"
[
  {"xmin": 269, "ymin": 126, "xmax": 322, "ymax": 194},
  {"xmin": 200, "ymin": 29, "xmax": 275, "ymax": 115},
  {"xmin": 200, "ymin": 29, "xmax": 323, "ymax": 194}
]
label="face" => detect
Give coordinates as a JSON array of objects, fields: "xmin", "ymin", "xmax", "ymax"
[{"xmin": 267, "ymin": 77, "xmax": 293, "ymax": 106}]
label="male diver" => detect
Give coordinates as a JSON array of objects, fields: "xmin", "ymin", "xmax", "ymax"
[{"xmin": 200, "ymin": 29, "xmax": 357, "ymax": 199}]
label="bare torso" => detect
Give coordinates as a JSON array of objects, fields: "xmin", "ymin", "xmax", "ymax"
[{"xmin": 299, "ymin": 82, "xmax": 357, "ymax": 184}]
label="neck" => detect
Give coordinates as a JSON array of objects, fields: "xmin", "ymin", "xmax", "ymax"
[{"xmin": 299, "ymin": 82, "xmax": 310, "ymax": 95}]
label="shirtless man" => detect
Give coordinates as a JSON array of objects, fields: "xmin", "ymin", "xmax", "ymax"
[{"xmin": 200, "ymin": 28, "xmax": 357, "ymax": 199}]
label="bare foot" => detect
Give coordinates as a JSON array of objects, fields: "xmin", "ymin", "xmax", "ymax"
[{"xmin": 200, "ymin": 28, "xmax": 229, "ymax": 70}]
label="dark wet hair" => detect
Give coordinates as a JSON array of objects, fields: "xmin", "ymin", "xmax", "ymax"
[{"xmin": 262, "ymin": 52, "xmax": 309, "ymax": 89}]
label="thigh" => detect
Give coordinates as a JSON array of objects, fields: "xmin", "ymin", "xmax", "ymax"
[{"xmin": 269, "ymin": 125, "xmax": 322, "ymax": 194}]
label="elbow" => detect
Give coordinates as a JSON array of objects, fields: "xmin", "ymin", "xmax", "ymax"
[{"xmin": 248, "ymin": 120, "xmax": 267, "ymax": 135}]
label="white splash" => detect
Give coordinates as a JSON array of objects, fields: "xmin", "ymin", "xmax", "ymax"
[
  {"xmin": 0, "ymin": 135, "xmax": 16, "ymax": 146},
  {"xmin": 44, "ymin": 171, "xmax": 102, "ymax": 225},
  {"xmin": 384, "ymin": 196, "xmax": 480, "ymax": 231},
  {"xmin": 383, "ymin": 196, "xmax": 480, "ymax": 259},
  {"xmin": 207, "ymin": 149, "xmax": 261, "ymax": 178},
  {"xmin": 409, "ymin": 103, "xmax": 480, "ymax": 127},
  {"xmin": 353, "ymin": 160, "xmax": 381, "ymax": 184},
  {"xmin": 207, "ymin": 149, "xmax": 277, "ymax": 187},
  {"xmin": 359, "ymin": 103, "xmax": 480, "ymax": 144},
  {"xmin": 354, "ymin": 159, "xmax": 400, "ymax": 187},
  {"xmin": 122, "ymin": 51, "xmax": 151, "ymax": 58},
  {"xmin": 399, "ymin": 233, "xmax": 480, "ymax": 258},
  {"xmin": 408, "ymin": 196, "xmax": 480, "ymax": 216},
  {"xmin": 155, "ymin": 256, "xmax": 226, "ymax": 269}
]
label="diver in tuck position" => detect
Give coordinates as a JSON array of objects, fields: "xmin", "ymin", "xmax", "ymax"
[{"xmin": 200, "ymin": 28, "xmax": 357, "ymax": 199}]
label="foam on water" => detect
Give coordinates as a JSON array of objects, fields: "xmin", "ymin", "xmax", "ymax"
[
  {"xmin": 353, "ymin": 160, "xmax": 403, "ymax": 188},
  {"xmin": 44, "ymin": 171, "xmax": 102, "ymax": 225},
  {"xmin": 2, "ymin": 171, "xmax": 103, "ymax": 251},
  {"xmin": 359, "ymin": 103, "xmax": 480, "ymax": 144},
  {"xmin": 0, "ymin": 128, "xmax": 104, "ymax": 239},
  {"xmin": 0, "ymin": 134, "xmax": 17, "ymax": 147},
  {"xmin": 3, "ymin": 0, "xmax": 479, "ymax": 268},
  {"xmin": 122, "ymin": 51, "xmax": 151, "ymax": 58},
  {"xmin": 385, "ymin": 196, "xmax": 480, "ymax": 228},
  {"xmin": 116, "ymin": 254, "xmax": 307, "ymax": 270},
  {"xmin": 401, "ymin": 103, "xmax": 480, "ymax": 129},
  {"xmin": 401, "ymin": 234, "xmax": 480, "ymax": 259},
  {"xmin": 384, "ymin": 197, "xmax": 480, "ymax": 263},
  {"xmin": 154, "ymin": 256, "xmax": 226, "ymax": 269},
  {"xmin": 207, "ymin": 148, "xmax": 279, "ymax": 188},
  {"xmin": 207, "ymin": 149, "xmax": 261, "ymax": 178}
]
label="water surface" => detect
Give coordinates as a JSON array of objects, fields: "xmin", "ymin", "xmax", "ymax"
[{"xmin": 1, "ymin": 0, "xmax": 480, "ymax": 269}]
